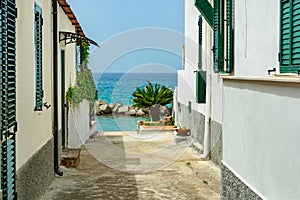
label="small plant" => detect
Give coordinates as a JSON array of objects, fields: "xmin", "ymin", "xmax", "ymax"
[
  {"xmin": 186, "ymin": 162, "xmax": 191, "ymax": 166},
  {"xmin": 66, "ymin": 85, "xmax": 73, "ymax": 104},
  {"xmin": 203, "ymin": 180, "xmax": 208, "ymax": 185}
]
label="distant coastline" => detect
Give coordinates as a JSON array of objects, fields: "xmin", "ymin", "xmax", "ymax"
[{"xmin": 93, "ymin": 72, "xmax": 178, "ymax": 106}]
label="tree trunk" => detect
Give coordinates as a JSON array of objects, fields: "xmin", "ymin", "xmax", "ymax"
[{"xmin": 149, "ymin": 104, "xmax": 161, "ymax": 121}]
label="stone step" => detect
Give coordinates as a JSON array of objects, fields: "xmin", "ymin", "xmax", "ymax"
[{"xmin": 60, "ymin": 148, "xmax": 81, "ymax": 168}]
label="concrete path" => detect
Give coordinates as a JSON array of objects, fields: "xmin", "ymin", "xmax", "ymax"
[{"xmin": 41, "ymin": 131, "xmax": 220, "ymax": 200}]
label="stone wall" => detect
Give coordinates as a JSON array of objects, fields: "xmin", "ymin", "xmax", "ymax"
[
  {"xmin": 177, "ymin": 102, "xmax": 222, "ymax": 165},
  {"xmin": 221, "ymin": 163, "xmax": 263, "ymax": 200},
  {"xmin": 16, "ymin": 137, "xmax": 54, "ymax": 200},
  {"xmin": 210, "ymin": 120, "xmax": 222, "ymax": 165}
]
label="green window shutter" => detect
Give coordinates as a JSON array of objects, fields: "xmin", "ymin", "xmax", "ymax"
[
  {"xmin": 196, "ymin": 16, "xmax": 206, "ymax": 104},
  {"xmin": 34, "ymin": 4, "xmax": 43, "ymax": 111},
  {"xmin": 0, "ymin": 0, "xmax": 17, "ymax": 199},
  {"xmin": 195, "ymin": 0, "xmax": 214, "ymax": 28},
  {"xmin": 198, "ymin": 16, "xmax": 203, "ymax": 69},
  {"xmin": 280, "ymin": 0, "xmax": 300, "ymax": 73},
  {"xmin": 196, "ymin": 71, "xmax": 206, "ymax": 103},
  {"xmin": 226, "ymin": 0, "xmax": 233, "ymax": 73},
  {"xmin": 213, "ymin": 0, "xmax": 224, "ymax": 73}
]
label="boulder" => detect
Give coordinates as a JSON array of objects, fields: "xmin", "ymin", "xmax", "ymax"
[
  {"xmin": 117, "ymin": 106, "xmax": 129, "ymax": 114},
  {"xmin": 108, "ymin": 103, "xmax": 115, "ymax": 109},
  {"xmin": 142, "ymin": 107, "xmax": 149, "ymax": 114},
  {"xmin": 99, "ymin": 104, "xmax": 112, "ymax": 114},
  {"xmin": 136, "ymin": 109, "xmax": 145, "ymax": 116},
  {"xmin": 95, "ymin": 107, "xmax": 102, "ymax": 116},
  {"xmin": 112, "ymin": 102, "xmax": 122, "ymax": 113},
  {"xmin": 125, "ymin": 109, "xmax": 136, "ymax": 116},
  {"xmin": 95, "ymin": 100, "xmax": 107, "ymax": 107},
  {"xmin": 160, "ymin": 105, "xmax": 171, "ymax": 116}
]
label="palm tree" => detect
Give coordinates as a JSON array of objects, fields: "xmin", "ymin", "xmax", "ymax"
[{"xmin": 132, "ymin": 81, "xmax": 173, "ymax": 121}]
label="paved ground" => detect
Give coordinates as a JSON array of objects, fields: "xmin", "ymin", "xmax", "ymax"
[{"xmin": 41, "ymin": 131, "xmax": 220, "ymax": 200}]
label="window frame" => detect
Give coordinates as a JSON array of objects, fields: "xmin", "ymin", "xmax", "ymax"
[{"xmin": 34, "ymin": 3, "xmax": 43, "ymax": 111}]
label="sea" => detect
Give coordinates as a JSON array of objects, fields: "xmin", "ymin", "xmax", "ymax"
[{"xmin": 93, "ymin": 73, "xmax": 178, "ymax": 132}]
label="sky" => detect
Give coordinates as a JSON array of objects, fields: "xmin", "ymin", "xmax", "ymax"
[{"xmin": 67, "ymin": 0, "xmax": 185, "ymax": 73}]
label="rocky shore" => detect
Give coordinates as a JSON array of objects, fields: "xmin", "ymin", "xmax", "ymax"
[
  {"xmin": 94, "ymin": 100, "xmax": 171, "ymax": 117},
  {"xmin": 94, "ymin": 100, "xmax": 149, "ymax": 117}
]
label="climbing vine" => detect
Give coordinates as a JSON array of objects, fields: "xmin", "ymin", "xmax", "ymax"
[{"xmin": 66, "ymin": 40, "xmax": 98, "ymax": 106}]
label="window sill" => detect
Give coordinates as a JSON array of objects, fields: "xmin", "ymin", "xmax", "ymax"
[{"xmin": 220, "ymin": 74, "xmax": 300, "ymax": 84}]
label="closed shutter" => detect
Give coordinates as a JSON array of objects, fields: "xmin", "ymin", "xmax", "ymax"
[
  {"xmin": 291, "ymin": 1, "xmax": 300, "ymax": 65},
  {"xmin": 280, "ymin": 0, "xmax": 300, "ymax": 73},
  {"xmin": 34, "ymin": 4, "xmax": 43, "ymax": 111},
  {"xmin": 195, "ymin": 0, "xmax": 214, "ymax": 28},
  {"xmin": 196, "ymin": 16, "xmax": 206, "ymax": 104},
  {"xmin": 0, "ymin": 0, "xmax": 17, "ymax": 199},
  {"xmin": 226, "ymin": 0, "xmax": 233, "ymax": 73},
  {"xmin": 213, "ymin": 0, "xmax": 224, "ymax": 72},
  {"xmin": 196, "ymin": 71, "xmax": 206, "ymax": 103},
  {"xmin": 198, "ymin": 16, "xmax": 203, "ymax": 69}
]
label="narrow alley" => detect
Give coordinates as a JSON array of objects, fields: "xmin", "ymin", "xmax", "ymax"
[{"xmin": 41, "ymin": 131, "xmax": 220, "ymax": 200}]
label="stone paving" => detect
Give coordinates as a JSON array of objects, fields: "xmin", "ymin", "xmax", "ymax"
[{"xmin": 41, "ymin": 131, "xmax": 220, "ymax": 200}]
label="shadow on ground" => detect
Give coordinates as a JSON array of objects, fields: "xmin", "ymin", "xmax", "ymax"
[{"xmin": 41, "ymin": 131, "xmax": 220, "ymax": 200}]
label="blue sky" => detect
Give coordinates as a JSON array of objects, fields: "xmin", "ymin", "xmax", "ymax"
[{"xmin": 68, "ymin": 0, "xmax": 184, "ymax": 73}]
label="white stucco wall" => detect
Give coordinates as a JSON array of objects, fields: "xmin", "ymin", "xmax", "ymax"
[
  {"xmin": 16, "ymin": 0, "xmax": 54, "ymax": 170},
  {"xmin": 234, "ymin": 0, "xmax": 280, "ymax": 76},
  {"xmin": 178, "ymin": 0, "xmax": 222, "ymax": 123},
  {"xmin": 67, "ymin": 100, "xmax": 91, "ymax": 148},
  {"xmin": 15, "ymin": 0, "xmax": 78, "ymax": 170},
  {"xmin": 223, "ymin": 79, "xmax": 300, "ymax": 200},
  {"xmin": 57, "ymin": 6, "xmax": 77, "ymax": 130}
]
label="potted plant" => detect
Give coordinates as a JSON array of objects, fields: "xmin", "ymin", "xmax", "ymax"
[{"xmin": 175, "ymin": 127, "xmax": 191, "ymax": 136}]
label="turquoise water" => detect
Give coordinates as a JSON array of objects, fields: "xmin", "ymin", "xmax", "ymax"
[
  {"xmin": 93, "ymin": 73, "xmax": 177, "ymax": 131},
  {"xmin": 96, "ymin": 115, "xmax": 149, "ymax": 132}
]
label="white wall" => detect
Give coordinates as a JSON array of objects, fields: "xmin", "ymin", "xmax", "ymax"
[
  {"xmin": 58, "ymin": 6, "xmax": 77, "ymax": 130},
  {"xmin": 16, "ymin": 0, "xmax": 54, "ymax": 170},
  {"xmin": 223, "ymin": 79, "xmax": 300, "ymax": 200},
  {"xmin": 234, "ymin": 0, "xmax": 280, "ymax": 76},
  {"xmin": 15, "ymin": 0, "xmax": 78, "ymax": 169},
  {"xmin": 178, "ymin": 0, "xmax": 222, "ymax": 123},
  {"xmin": 68, "ymin": 100, "xmax": 92, "ymax": 148}
]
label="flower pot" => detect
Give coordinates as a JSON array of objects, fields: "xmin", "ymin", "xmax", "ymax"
[{"xmin": 176, "ymin": 128, "xmax": 191, "ymax": 135}]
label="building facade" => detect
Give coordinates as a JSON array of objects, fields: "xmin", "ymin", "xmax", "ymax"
[
  {"xmin": 0, "ymin": 0, "xmax": 97, "ymax": 199},
  {"xmin": 180, "ymin": 0, "xmax": 300, "ymax": 199},
  {"xmin": 177, "ymin": 0, "xmax": 223, "ymax": 164}
]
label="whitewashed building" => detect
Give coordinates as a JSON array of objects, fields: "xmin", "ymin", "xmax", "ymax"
[
  {"xmin": 177, "ymin": 0, "xmax": 224, "ymax": 165},
  {"xmin": 179, "ymin": 0, "xmax": 300, "ymax": 199},
  {"xmin": 0, "ymin": 0, "xmax": 97, "ymax": 199}
]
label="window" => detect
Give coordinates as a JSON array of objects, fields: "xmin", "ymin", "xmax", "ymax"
[
  {"xmin": 198, "ymin": 16, "xmax": 203, "ymax": 69},
  {"xmin": 196, "ymin": 16, "xmax": 206, "ymax": 104},
  {"xmin": 34, "ymin": 4, "xmax": 43, "ymax": 110},
  {"xmin": 280, "ymin": 0, "xmax": 300, "ymax": 73},
  {"xmin": 213, "ymin": 0, "xmax": 233, "ymax": 73},
  {"xmin": 0, "ymin": 0, "xmax": 17, "ymax": 199},
  {"xmin": 213, "ymin": 0, "xmax": 224, "ymax": 72},
  {"xmin": 195, "ymin": 0, "xmax": 233, "ymax": 73},
  {"xmin": 226, "ymin": 0, "xmax": 234, "ymax": 73},
  {"xmin": 195, "ymin": 0, "xmax": 214, "ymax": 28}
]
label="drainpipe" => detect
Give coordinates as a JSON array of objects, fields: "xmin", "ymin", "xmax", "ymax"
[
  {"xmin": 200, "ymin": 57, "xmax": 212, "ymax": 159},
  {"xmin": 52, "ymin": 0, "xmax": 63, "ymax": 176}
]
